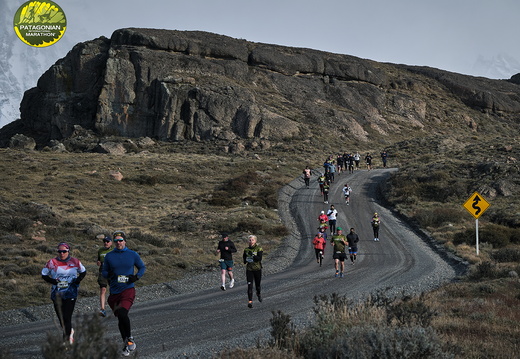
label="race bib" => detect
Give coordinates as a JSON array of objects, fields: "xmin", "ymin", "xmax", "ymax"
[
  {"xmin": 246, "ymin": 257, "xmax": 254, "ymax": 263},
  {"xmin": 57, "ymin": 281, "xmax": 69, "ymax": 289},
  {"xmin": 117, "ymin": 275, "xmax": 129, "ymax": 283},
  {"xmin": 218, "ymin": 259, "xmax": 224, "ymax": 262}
]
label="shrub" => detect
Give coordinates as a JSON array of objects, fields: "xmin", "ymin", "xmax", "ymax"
[
  {"xmin": 386, "ymin": 295, "xmax": 437, "ymax": 327},
  {"xmin": 207, "ymin": 191, "xmax": 241, "ymax": 207},
  {"xmin": 415, "ymin": 207, "xmax": 465, "ymax": 228},
  {"xmin": 324, "ymin": 326, "xmax": 451, "ymax": 359},
  {"xmin": 1, "ymin": 217, "xmax": 32, "ymax": 235},
  {"xmin": 130, "ymin": 229, "xmax": 169, "ymax": 247},
  {"xmin": 469, "ymin": 261, "xmax": 499, "ymax": 280},
  {"xmin": 492, "ymin": 247, "xmax": 520, "ymax": 262},
  {"xmin": 223, "ymin": 171, "xmax": 260, "ymax": 197},
  {"xmin": 270, "ymin": 310, "xmax": 295, "ymax": 349},
  {"xmin": 42, "ymin": 313, "xmax": 119, "ymax": 358},
  {"xmin": 454, "ymin": 224, "xmax": 511, "ymax": 248},
  {"xmin": 236, "ymin": 219, "xmax": 264, "ymax": 233},
  {"xmin": 295, "ymin": 293, "xmax": 451, "ymax": 359}
]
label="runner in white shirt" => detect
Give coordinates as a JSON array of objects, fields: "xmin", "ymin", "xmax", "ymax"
[
  {"xmin": 342, "ymin": 183, "xmax": 352, "ymax": 205},
  {"xmin": 327, "ymin": 205, "xmax": 338, "ymax": 235}
]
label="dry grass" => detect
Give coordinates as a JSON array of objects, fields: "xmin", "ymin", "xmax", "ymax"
[
  {"xmin": 426, "ymin": 279, "xmax": 520, "ymax": 358},
  {"xmin": 1, "ymin": 134, "xmax": 519, "ymax": 357},
  {"xmin": 0, "ymin": 144, "xmax": 305, "ymax": 310}
]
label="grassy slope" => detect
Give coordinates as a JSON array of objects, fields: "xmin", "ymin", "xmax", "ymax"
[{"xmin": 0, "ymin": 135, "xmax": 519, "ymax": 357}]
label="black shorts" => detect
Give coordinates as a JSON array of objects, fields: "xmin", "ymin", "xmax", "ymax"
[
  {"xmin": 333, "ymin": 252, "xmax": 347, "ymax": 261},
  {"xmin": 97, "ymin": 271, "xmax": 108, "ymax": 288}
]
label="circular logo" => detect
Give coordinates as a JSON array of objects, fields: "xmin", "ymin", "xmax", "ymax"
[{"xmin": 13, "ymin": 1, "xmax": 67, "ymax": 47}]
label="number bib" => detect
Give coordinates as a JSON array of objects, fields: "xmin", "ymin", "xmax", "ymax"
[
  {"xmin": 57, "ymin": 281, "xmax": 69, "ymax": 289},
  {"xmin": 118, "ymin": 275, "xmax": 129, "ymax": 283}
]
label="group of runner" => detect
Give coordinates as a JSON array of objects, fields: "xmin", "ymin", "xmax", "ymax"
[
  {"xmin": 309, "ymin": 152, "xmax": 385, "ymax": 277},
  {"xmin": 41, "ymin": 231, "xmax": 145, "ymax": 356},
  {"xmin": 215, "ymin": 233, "xmax": 263, "ymax": 309}
]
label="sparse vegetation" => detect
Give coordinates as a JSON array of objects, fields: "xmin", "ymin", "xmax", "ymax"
[{"xmin": 1, "ymin": 128, "xmax": 519, "ymax": 357}]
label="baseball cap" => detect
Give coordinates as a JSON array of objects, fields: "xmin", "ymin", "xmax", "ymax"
[
  {"xmin": 336, "ymin": 227, "xmax": 343, "ymax": 231},
  {"xmin": 112, "ymin": 230, "xmax": 126, "ymax": 239},
  {"xmin": 221, "ymin": 233, "xmax": 229, "ymax": 239}
]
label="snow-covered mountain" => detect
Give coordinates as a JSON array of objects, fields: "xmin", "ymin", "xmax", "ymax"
[
  {"xmin": 471, "ymin": 53, "xmax": 520, "ymax": 80},
  {"xmin": 0, "ymin": 0, "xmax": 84, "ymax": 129}
]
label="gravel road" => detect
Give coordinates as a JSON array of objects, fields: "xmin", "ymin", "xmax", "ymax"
[{"xmin": 0, "ymin": 168, "xmax": 466, "ymax": 358}]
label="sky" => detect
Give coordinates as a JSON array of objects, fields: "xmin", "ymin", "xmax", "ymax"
[
  {"xmin": 56, "ymin": 0, "xmax": 520, "ymax": 78},
  {"xmin": 2, "ymin": 0, "xmax": 520, "ymax": 128}
]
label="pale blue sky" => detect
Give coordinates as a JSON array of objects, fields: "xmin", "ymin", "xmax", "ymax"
[
  {"xmin": 3, "ymin": 0, "xmax": 518, "ymax": 127},
  {"xmin": 57, "ymin": 0, "xmax": 520, "ymax": 78}
]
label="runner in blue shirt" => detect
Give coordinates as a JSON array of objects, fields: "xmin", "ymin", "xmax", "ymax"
[{"xmin": 102, "ymin": 230, "xmax": 146, "ymax": 357}]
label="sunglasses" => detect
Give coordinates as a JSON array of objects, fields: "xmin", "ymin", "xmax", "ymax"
[
  {"xmin": 103, "ymin": 239, "xmax": 112, "ymax": 243},
  {"xmin": 114, "ymin": 239, "xmax": 125, "ymax": 242},
  {"xmin": 57, "ymin": 250, "xmax": 69, "ymax": 253}
]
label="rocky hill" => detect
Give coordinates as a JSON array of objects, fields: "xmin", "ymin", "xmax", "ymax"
[{"xmin": 1, "ymin": 27, "xmax": 519, "ymax": 149}]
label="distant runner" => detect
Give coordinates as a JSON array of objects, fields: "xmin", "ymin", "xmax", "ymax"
[
  {"xmin": 312, "ymin": 231, "xmax": 327, "ymax": 266},
  {"xmin": 371, "ymin": 213, "xmax": 381, "ymax": 241},
  {"xmin": 346, "ymin": 228, "xmax": 360, "ymax": 265},
  {"xmin": 342, "ymin": 183, "xmax": 352, "ymax": 205}
]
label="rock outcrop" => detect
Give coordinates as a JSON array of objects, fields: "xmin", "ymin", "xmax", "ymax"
[{"xmin": 1, "ymin": 28, "xmax": 520, "ymax": 148}]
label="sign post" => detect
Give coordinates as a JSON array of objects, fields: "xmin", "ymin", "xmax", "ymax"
[{"xmin": 462, "ymin": 192, "xmax": 490, "ymax": 255}]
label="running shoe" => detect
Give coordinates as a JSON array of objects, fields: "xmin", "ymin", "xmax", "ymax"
[
  {"xmin": 340, "ymin": 272, "xmax": 344, "ymax": 278},
  {"xmin": 220, "ymin": 285, "xmax": 226, "ymax": 291},
  {"xmin": 121, "ymin": 346, "xmax": 130, "ymax": 357},
  {"xmin": 99, "ymin": 309, "xmax": 107, "ymax": 317},
  {"xmin": 126, "ymin": 337, "xmax": 136, "ymax": 351},
  {"xmin": 257, "ymin": 293, "xmax": 262, "ymax": 302},
  {"xmin": 229, "ymin": 279, "xmax": 235, "ymax": 288},
  {"xmin": 335, "ymin": 271, "xmax": 339, "ymax": 278},
  {"xmin": 248, "ymin": 301, "xmax": 253, "ymax": 308},
  {"xmin": 69, "ymin": 328, "xmax": 74, "ymax": 345}
]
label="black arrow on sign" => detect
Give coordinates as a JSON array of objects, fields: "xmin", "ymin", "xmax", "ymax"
[{"xmin": 472, "ymin": 195, "xmax": 482, "ymax": 216}]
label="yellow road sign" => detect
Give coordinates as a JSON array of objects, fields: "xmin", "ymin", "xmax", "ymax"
[{"xmin": 463, "ymin": 192, "xmax": 490, "ymax": 219}]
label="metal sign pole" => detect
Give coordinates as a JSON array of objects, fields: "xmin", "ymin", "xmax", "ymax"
[{"xmin": 476, "ymin": 218, "xmax": 479, "ymax": 255}]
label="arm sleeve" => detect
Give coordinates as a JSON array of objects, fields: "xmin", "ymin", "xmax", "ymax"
[
  {"xmin": 135, "ymin": 253, "xmax": 146, "ymax": 279},
  {"xmin": 229, "ymin": 242, "xmax": 237, "ymax": 253},
  {"xmin": 76, "ymin": 271, "xmax": 86, "ymax": 282},
  {"xmin": 42, "ymin": 275, "xmax": 58, "ymax": 285},
  {"xmin": 101, "ymin": 258, "xmax": 110, "ymax": 278},
  {"xmin": 253, "ymin": 250, "xmax": 263, "ymax": 262}
]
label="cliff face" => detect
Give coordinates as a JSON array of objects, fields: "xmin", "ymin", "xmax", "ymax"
[{"xmin": 1, "ymin": 28, "xmax": 520, "ymax": 147}]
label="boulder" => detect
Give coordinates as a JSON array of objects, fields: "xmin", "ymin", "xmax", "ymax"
[{"xmin": 9, "ymin": 134, "xmax": 36, "ymax": 150}]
